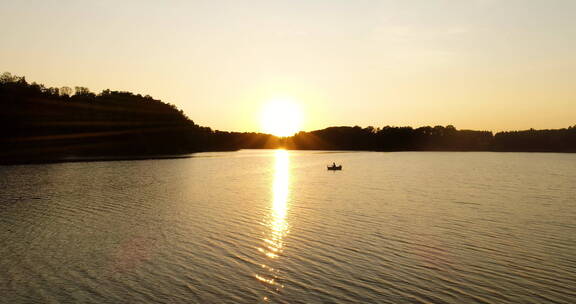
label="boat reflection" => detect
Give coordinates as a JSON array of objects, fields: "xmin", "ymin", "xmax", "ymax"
[{"xmin": 256, "ymin": 149, "xmax": 290, "ymax": 299}]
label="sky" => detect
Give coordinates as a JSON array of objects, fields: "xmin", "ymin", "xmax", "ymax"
[{"xmin": 1, "ymin": 0, "xmax": 575, "ymax": 132}]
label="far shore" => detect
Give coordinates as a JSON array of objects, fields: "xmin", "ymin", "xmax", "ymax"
[
  {"xmin": 2, "ymin": 148, "xmax": 575, "ymax": 166},
  {"xmin": 0, "ymin": 154, "xmax": 194, "ymax": 166}
]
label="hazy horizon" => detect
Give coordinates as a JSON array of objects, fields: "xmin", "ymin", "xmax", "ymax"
[{"xmin": 2, "ymin": 0, "xmax": 575, "ymax": 133}]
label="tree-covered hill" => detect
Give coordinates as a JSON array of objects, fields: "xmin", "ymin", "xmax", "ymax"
[
  {"xmin": 283, "ymin": 125, "xmax": 575, "ymax": 152},
  {"xmin": 1, "ymin": 72, "xmax": 574, "ymax": 164},
  {"xmin": 0, "ymin": 72, "xmax": 278, "ymax": 163}
]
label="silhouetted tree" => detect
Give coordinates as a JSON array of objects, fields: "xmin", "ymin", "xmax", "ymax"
[{"xmin": 60, "ymin": 86, "xmax": 72, "ymax": 96}]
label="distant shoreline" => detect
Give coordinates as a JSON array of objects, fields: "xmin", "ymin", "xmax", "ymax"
[
  {"xmin": 0, "ymin": 154, "xmax": 193, "ymax": 166},
  {"xmin": 2, "ymin": 149, "xmax": 575, "ymax": 166},
  {"xmin": 2, "ymin": 73, "xmax": 575, "ymax": 164}
]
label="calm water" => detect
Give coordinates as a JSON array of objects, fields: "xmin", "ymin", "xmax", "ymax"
[{"xmin": 1, "ymin": 151, "xmax": 575, "ymax": 303}]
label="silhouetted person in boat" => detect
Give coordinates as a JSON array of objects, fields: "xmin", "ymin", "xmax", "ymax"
[{"xmin": 332, "ymin": 162, "xmax": 336, "ymax": 167}]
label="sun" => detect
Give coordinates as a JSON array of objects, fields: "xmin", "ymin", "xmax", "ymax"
[{"xmin": 261, "ymin": 98, "xmax": 303, "ymax": 137}]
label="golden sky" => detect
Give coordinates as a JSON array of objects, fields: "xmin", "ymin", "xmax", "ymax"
[{"xmin": 1, "ymin": 0, "xmax": 575, "ymax": 132}]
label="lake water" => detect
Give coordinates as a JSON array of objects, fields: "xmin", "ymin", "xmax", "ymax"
[{"xmin": 1, "ymin": 150, "xmax": 575, "ymax": 303}]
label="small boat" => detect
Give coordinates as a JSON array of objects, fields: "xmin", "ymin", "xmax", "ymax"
[{"xmin": 327, "ymin": 165, "xmax": 342, "ymax": 170}]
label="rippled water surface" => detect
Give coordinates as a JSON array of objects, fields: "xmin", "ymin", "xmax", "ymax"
[{"xmin": 1, "ymin": 151, "xmax": 575, "ymax": 303}]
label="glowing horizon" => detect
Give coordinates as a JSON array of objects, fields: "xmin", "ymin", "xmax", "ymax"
[
  {"xmin": 1, "ymin": 1, "xmax": 575, "ymax": 132},
  {"xmin": 260, "ymin": 97, "xmax": 303, "ymax": 136}
]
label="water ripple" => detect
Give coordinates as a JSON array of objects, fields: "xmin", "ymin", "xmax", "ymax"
[{"xmin": 1, "ymin": 151, "xmax": 575, "ymax": 303}]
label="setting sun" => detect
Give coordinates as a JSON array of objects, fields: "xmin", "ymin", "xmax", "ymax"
[{"xmin": 261, "ymin": 98, "xmax": 303, "ymax": 137}]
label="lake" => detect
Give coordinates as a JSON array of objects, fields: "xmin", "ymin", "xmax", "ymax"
[{"xmin": 1, "ymin": 150, "xmax": 575, "ymax": 303}]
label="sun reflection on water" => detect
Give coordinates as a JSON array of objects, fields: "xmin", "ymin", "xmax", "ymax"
[{"xmin": 256, "ymin": 149, "xmax": 290, "ymax": 299}]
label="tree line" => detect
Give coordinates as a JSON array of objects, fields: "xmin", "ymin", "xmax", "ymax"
[
  {"xmin": 1, "ymin": 73, "xmax": 574, "ymax": 164},
  {"xmin": 282, "ymin": 125, "xmax": 576, "ymax": 152},
  {"xmin": 0, "ymin": 72, "xmax": 276, "ymax": 163}
]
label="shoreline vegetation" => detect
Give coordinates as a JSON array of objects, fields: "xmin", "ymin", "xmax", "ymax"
[{"xmin": 1, "ymin": 72, "xmax": 575, "ymax": 165}]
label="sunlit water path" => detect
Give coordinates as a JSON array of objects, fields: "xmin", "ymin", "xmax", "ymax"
[{"xmin": 1, "ymin": 150, "xmax": 575, "ymax": 303}]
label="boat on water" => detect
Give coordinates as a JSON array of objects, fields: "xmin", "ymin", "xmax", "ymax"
[{"xmin": 327, "ymin": 164, "xmax": 342, "ymax": 170}]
